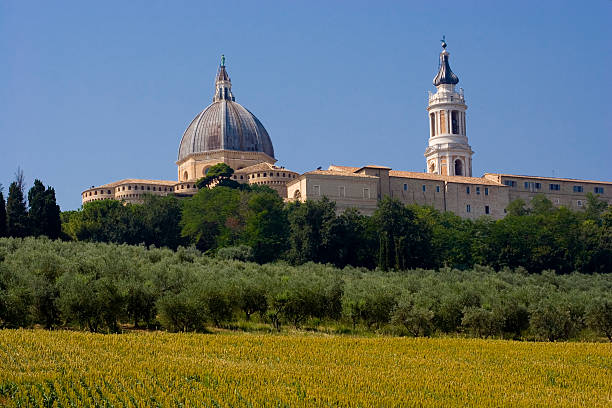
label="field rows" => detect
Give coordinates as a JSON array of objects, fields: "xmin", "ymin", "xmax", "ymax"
[{"xmin": 0, "ymin": 330, "xmax": 610, "ymax": 407}]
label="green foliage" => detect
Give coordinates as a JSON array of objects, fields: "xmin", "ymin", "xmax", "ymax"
[
  {"xmin": 6, "ymin": 181, "xmax": 29, "ymax": 238},
  {"xmin": 0, "ymin": 237, "xmax": 611, "ymax": 340},
  {"xmin": 217, "ymin": 245, "xmax": 254, "ymax": 262},
  {"xmin": 27, "ymin": 179, "xmax": 61, "ymax": 239},
  {"xmin": 195, "ymin": 163, "xmax": 240, "ymax": 189},
  {"xmin": 0, "ymin": 191, "xmax": 6, "ymax": 238}
]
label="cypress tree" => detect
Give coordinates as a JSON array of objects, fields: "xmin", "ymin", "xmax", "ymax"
[
  {"xmin": 6, "ymin": 181, "xmax": 29, "ymax": 237},
  {"xmin": 0, "ymin": 190, "xmax": 6, "ymax": 237},
  {"xmin": 28, "ymin": 179, "xmax": 62, "ymax": 239}
]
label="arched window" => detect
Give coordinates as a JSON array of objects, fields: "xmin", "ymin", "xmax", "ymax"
[
  {"xmin": 454, "ymin": 159, "xmax": 463, "ymax": 176},
  {"xmin": 451, "ymin": 111, "xmax": 459, "ymax": 134},
  {"xmin": 430, "ymin": 113, "xmax": 436, "ymax": 136},
  {"xmin": 429, "ymin": 162, "xmax": 435, "ymax": 173},
  {"xmin": 183, "ymin": 171, "xmax": 188, "ymax": 181},
  {"xmin": 293, "ymin": 190, "xmax": 301, "ymax": 200}
]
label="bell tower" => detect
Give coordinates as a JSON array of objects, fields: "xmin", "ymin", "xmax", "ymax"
[{"xmin": 425, "ymin": 37, "xmax": 473, "ymax": 177}]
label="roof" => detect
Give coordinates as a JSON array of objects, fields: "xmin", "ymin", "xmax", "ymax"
[
  {"xmin": 302, "ymin": 170, "xmax": 379, "ymax": 178},
  {"xmin": 177, "ymin": 63, "xmax": 274, "ymax": 162},
  {"xmin": 328, "ymin": 165, "xmax": 359, "ymax": 173},
  {"xmin": 484, "ymin": 173, "xmax": 612, "ymax": 185},
  {"xmin": 356, "ymin": 165, "xmax": 392, "ymax": 171},
  {"xmin": 433, "ymin": 46, "xmax": 459, "ymax": 86},
  {"xmin": 389, "ymin": 171, "xmax": 504, "ymax": 186},
  {"xmin": 86, "ymin": 179, "xmax": 177, "ymax": 190},
  {"xmin": 235, "ymin": 162, "xmax": 297, "ymax": 174}
]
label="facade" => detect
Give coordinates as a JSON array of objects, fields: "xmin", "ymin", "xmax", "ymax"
[{"xmin": 81, "ymin": 48, "xmax": 610, "ymax": 218}]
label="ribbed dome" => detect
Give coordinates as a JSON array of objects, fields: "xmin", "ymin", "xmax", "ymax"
[
  {"xmin": 433, "ymin": 40, "xmax": 459, "ymax": 86},
  {"xmin": 177, "ymin": 59, "xmax": 275, "ymax": 162}
]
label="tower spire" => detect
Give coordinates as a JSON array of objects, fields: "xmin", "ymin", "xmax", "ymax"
[{"xmin": 433, "ymin": 38, "xmax": 459, "ymax": 86}]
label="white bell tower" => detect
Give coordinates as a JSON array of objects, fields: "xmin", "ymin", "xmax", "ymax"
[{"xmin": 425, "ymin": 38, "xmax": 473, "ymax": 177}]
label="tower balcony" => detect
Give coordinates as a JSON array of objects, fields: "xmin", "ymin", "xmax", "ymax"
[{"xmin": 428, "ymin": 88, "xmax": 464, "ymax": 105}]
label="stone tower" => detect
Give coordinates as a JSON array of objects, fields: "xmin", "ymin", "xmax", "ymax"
[{"xmin": 425, "ymin": 39, "xmax": 473, "ymax": 177}]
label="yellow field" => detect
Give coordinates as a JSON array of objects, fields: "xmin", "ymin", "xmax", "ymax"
[{"xmin": 0, "ymin": 330, "xmax": 610, "ymax": 407}]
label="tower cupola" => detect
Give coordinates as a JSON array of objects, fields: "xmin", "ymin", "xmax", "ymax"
[{"xmin": 213, "ymin": 55, "xmax": 235, "ymax": 102}]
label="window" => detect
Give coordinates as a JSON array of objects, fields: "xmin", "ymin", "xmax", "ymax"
[
  {"xmin": 485, "ymin": 205, "xmax": 490, "ymax": 215},
  {"xmin": 595, "ymin": 187, "xmax": 604, "ymax": 194},
  {"xmin": 94, "ymin": 191, "xmax": 97, "ymax": 195},
  {"xmin": 466, "ymin": 186, "xmax": 470, "ymax": 194},
  {"xmin": 466, "ymin": 204, "xmax": 471, "ymax": 213},
  {"xmin": 147, "ymin": 186, "xmax": 150, "ymax": 191},
  {"xmin": 451, "ymin": 111, "xmax": 459, "ymax": 134},
  {"xmin": 422, "ymin": 185, "xmax": 426, "ymax": 192},
  {"xmin": 403, "ymin": 183, "xmax": 408, "ymax": 191},
  {"xmin": 240, "ymin": 175, "xmax": 244, "ymax": 180},
  {"xmin": 524, "ymin": 182, "xmax": 529, "ymax": 189},
  {"xmin": 263, "ymin": 173, "xmax": 267, "ymax": 177},
  {"xmin": 554, "ymin": 198, "xmax": 560, "ymax": 204},
  {"xmin": 549, "ymin": 184, "xmax": 560, "ymax": 191},
  {"xmin": 339, "ymin": 186, "xmax": 345, "ymax": 197},
  {"xmin": 577, "ymin": 200, "xmax": 583, "ymax": 207},
  {"xmin": 454, "ymin": 159, "xmax": 463, "ymax": 176},
  {"xmin": 313, "ymin": 185, "xmax": 320, "ymax": 196},
  {"xmin": 476, "ymin": 187, "xmax": 480, "ymax": 195},
  {"xmin": 573, "ymin": 185, "xmax": 583, "ymax": 193},
  {"xmin": 535, "ymin": 183, "xmax": 541, "ymax": 189},
  {"xmin": 503, "ymin": 180, "xmax": 516, "ymax": 187},
  {"xmin": 436, "ymin": 186, "xmax": 440, "ymax": 193},
  {"xmin": 363, "ymin": 188, "xmax": 370, "ymax": 199},
  {"xmin": 128, "ymin": 186, "xmax": 131, "ymax": 190},
  {"xmin": 430, "ymin": 113, "xmax": 436, "ymax": 137},
  {"xmin": 485, "ymin": 187, "xmax": 489, "ymax": 196}
]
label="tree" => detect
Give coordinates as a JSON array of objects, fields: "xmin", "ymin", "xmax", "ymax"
[
  {"xmin": 28, "ymin": 179, "xmax": 62, "ymax": 239},
  {"xmin": 505, "ymin": 198, "xmax": 529, "ymax": 217},
  {"xmin": 195, "ymin": 163, "xmax": 240, "ymax": 189},
  {"xmin": 6, "ymin": 170, "xmax": 29, "ymax": 238},
  {"xmin": 243, "ymin": 189, "xmax": 289, "ymax": 263},
  {"xmin": 181, "ymin": 186, "xmax": 242, "ymax": 252},
  {"xmin": 586, "ymin": 297, "xmax": 612, "ymax": 342},
  {"xmin": 0, "ymin": 188, "xmax": 6, "ymax": 237}
]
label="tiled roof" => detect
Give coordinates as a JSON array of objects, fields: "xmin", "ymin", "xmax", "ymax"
[
  {"xmin": 234, "ymin": 162, "xmax": 297, "ymax": 174},
  {"xmin": 390, "ymin": 171, "xmax": 505, "ymax": 186},
  {"xmin": 328, "ymin": 165, "xmax": 359, "ymax": 173},
  {"xmin": 303, "ymin": 170, "xmax": 379, "ymax": 178},
  {"xmin": 357, "ymin": 165, "xmax": 392, "ymax": 171},
  {"xmin": 484, "ymin": 173, "xmax": 612, "ymax": 185}
]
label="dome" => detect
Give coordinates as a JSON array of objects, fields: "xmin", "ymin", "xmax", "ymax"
[
  {"xmin": 177, "ymin": 60, "xmax": 275, "ymax": 162},
  {"xmin": 433, "ymin": 40, "xmax": 459, "ymax": 86}
]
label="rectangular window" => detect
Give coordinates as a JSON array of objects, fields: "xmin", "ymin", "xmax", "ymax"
[
  {"xmin": 466, "ymin": 204, "xmax": 471, "ymax": 213},
  {"xmin": 535, "ymin": 183, "xmax": 541, "ymax": 189},
  {"xmin": 313, "ymin": 185, "xmax": 320, "ymax": 196},
  {"xmin": 485, "ymin": 187, "xmax": 489, "ymax": 196},
  {"xmin": 594, "ymin": 187, "xmax": 604, "ymax": 194},
  {"xmin": 524, "ymin": 182, "xmax": 529, "ymax": 189},
  {"xmin": 476, "ymin": 187, "xmax": 480, "ymax": 195},
  {"xmin": 485, "ymin": 205, "xmax": 490, "ymax": 214},
  {"xmin": 403, "ymin": 183, "xmax": 408, "ymax": 191},
  {"xmin": 577, "ymin": 200, "xmax": 583, "ymax": 207},
  {"xmin": 339, "ymin": 186, "xmax": 345, "ymax": 197},
  {"xmin": 466, "ymin": 186, "xmax": 470, "ymax": 194},
  {"xmin": 549, "ymin": 184, "xmax": 560, "ymax": 191},
  {"xmin": 436, "ymin": 186, "xmax": 440, "ymax": 193},
  {"xmin": 363, "ymin": 188, "xmax": 370, "ymax": 199},
  {"xmin": 503, "ymin": 180, "xmax": 516, "ymax": 187},
  {"xmin": 573, "ymin": 186, "xmax": 583, "ymax": 193},
  {"xmin": 451, "ymin": 111, "xmax": 459, "ymax": 134},
  {"xmin": 430, "ymin": 113, "xmax": 436, "ymax": 137}
]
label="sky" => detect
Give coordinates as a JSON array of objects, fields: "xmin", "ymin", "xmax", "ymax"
[{"xmin": 1, "ymin": 0, "xmax": 611, "ymax": 210}]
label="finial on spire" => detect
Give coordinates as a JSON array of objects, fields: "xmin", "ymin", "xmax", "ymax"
[
  {"xmin": 441, "ymin": 35, "xmax": 447, "ymax": 50},
  {"xmin": 221, "ymin": 54, "xmax": 225, "ymax": 67}
]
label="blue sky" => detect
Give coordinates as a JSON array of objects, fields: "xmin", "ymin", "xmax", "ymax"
[{"xmin": 1, "ymin": 0, "xmax": 611, "ymax": 210}]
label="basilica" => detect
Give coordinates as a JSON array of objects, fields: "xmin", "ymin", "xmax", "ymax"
[{"xmin": 82, "ymin": 43, "xmax": 611, "ymax": 219}]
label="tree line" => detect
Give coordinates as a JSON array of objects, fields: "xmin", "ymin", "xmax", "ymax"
[
  {"xmin": 0, "ymin": 170, "xmax": 61, "ymax": 240},
  {"xmin": 61, "ymin": 164, "xmax": 611, "ymax": 274},
  {"xmin": 3, "ymin": 165, "xmax": 611, "ymax": 274},
  {"xmin": 0, "ymin": 237, "xmax": 610, "ymax": 341}
]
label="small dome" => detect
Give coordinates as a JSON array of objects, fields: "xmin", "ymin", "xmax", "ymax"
[
  {"xmin": 433, "ymin": 44, "xmax": 459, "ymax": 86},
  {"xmin": 177, "ymin": 59, "xmax": 275, "ymax": 162}
]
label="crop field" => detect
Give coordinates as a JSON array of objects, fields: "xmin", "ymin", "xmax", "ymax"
[{"xmin": 0, "ymin": 330, "xmax": 610, "ymax": 407}]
